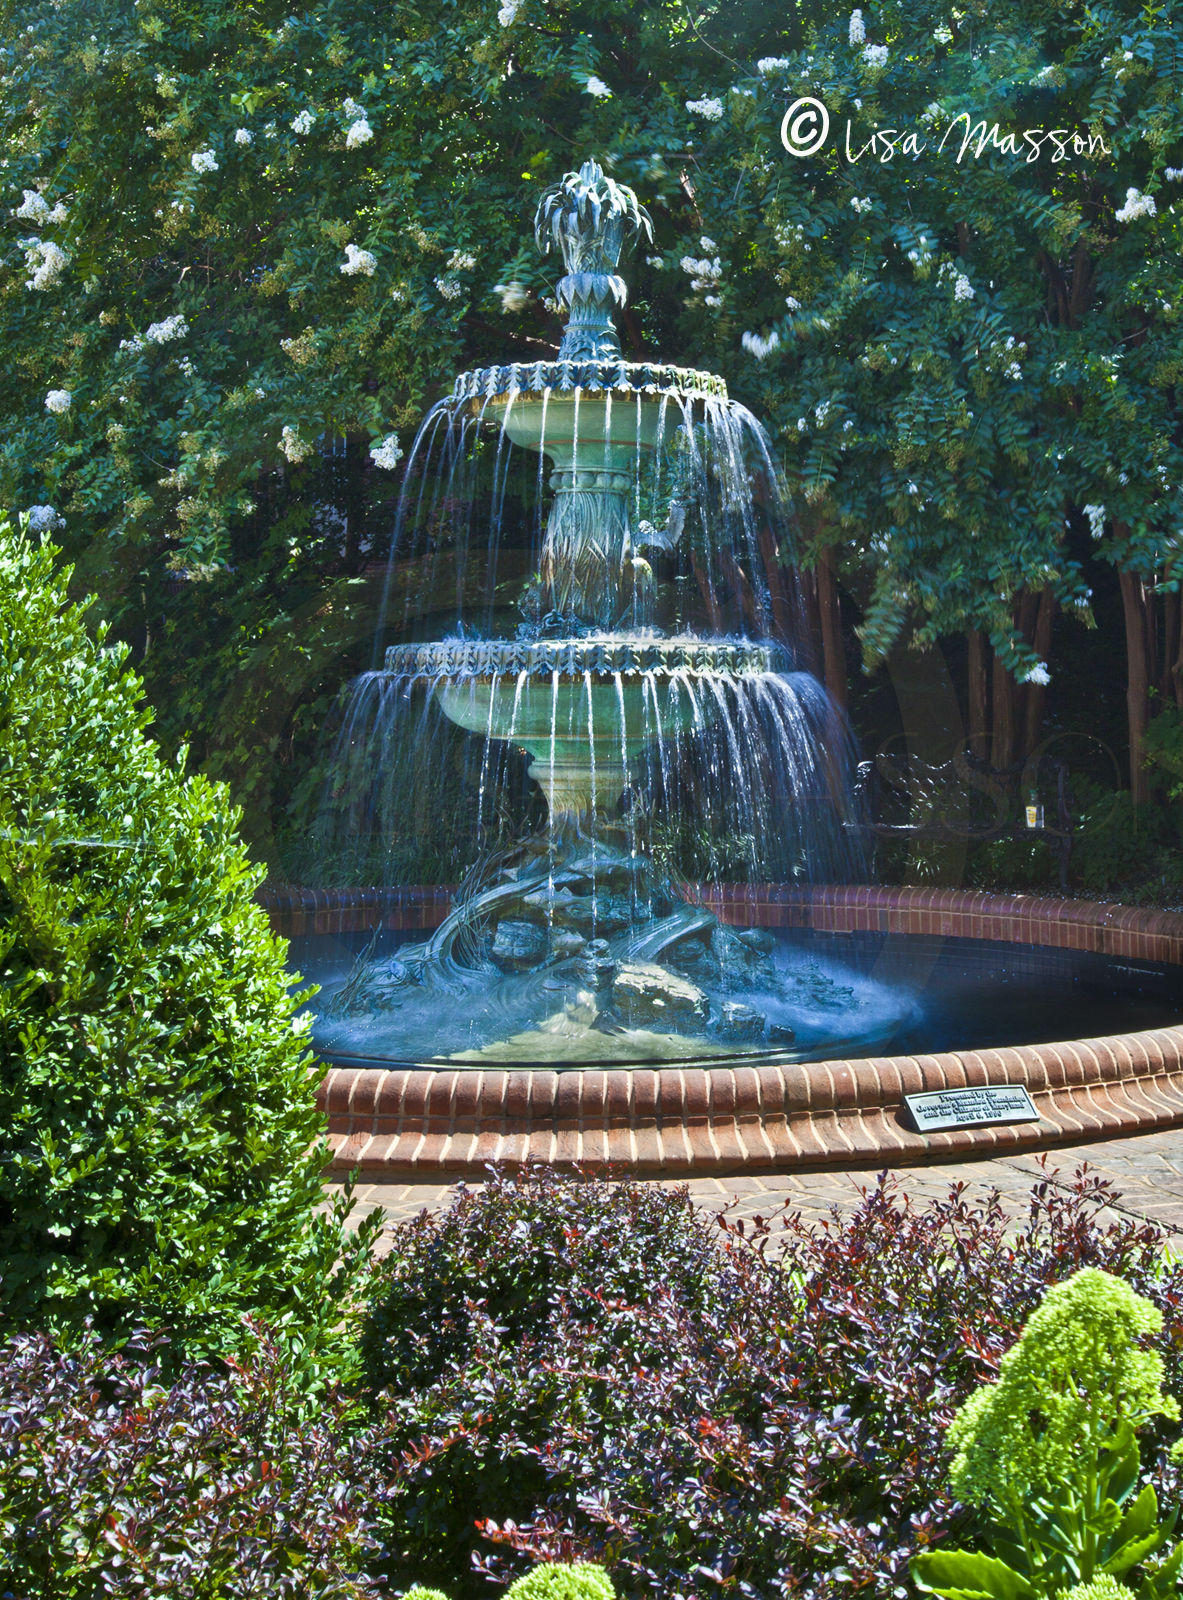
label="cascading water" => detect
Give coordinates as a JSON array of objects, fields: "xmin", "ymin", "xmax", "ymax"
[{"xmin": 307, "ymin": 159, "xmax": 915, "ymax": 1065}]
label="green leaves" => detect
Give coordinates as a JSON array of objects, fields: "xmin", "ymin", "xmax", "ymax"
[
  {"xmin": 0, "ymin": 518, "xmax": 377, "ymax": 1375},
  {"xmin": 912, "ymin": 1548, "xmax": 1036, "ymax": 1600},
  {"xmin": 911, "ymin": 1270, "xmax": 1183, "ymax": 1600}
]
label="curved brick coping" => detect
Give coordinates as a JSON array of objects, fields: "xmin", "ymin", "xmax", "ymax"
[
  {"xmin": 261, "ymin": 882, "xmax": 1183, "ymax": 1174},
  {"xmin": 316, "ymin": 1026, "xmax": 1183, "ymax": 1176},
  {"xmin": 260, "ymin": 882, "xmax": 1183, "ymax": 964}
]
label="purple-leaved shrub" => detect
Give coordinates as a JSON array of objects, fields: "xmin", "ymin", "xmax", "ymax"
[
  {"xmin": 362, "ymin": 1164, "xmax": 1183, "ymax": 1600},
  {"xmin": 0, "ymin": 1324, "xmax": 388, "ymax": 1599}
]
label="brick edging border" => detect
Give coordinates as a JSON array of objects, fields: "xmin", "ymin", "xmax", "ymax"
[{"xmin": 265, "ymin": 885, "xmax": 1183, "ymax": 1176}]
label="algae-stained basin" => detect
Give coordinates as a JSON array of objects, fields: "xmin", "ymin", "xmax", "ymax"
[{"xmin": 287, "ymin": 913, "xmax": 1183, "ymax": 1071}]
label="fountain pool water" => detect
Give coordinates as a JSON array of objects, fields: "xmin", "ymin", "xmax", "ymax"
[{"xmin": 305, "ymin": 159, "xmax": 920, "ymax": 1066}]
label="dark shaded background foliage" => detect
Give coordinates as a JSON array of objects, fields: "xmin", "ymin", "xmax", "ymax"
[{"xmin": 359, "ymin": 1164, "xmax": 1183, "ymax": 1600}]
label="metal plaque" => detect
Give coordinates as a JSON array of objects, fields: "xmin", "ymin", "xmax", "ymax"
[{"xmin": 904, "ymin": 1083, "xmax": 1041, "ymax": 1134}]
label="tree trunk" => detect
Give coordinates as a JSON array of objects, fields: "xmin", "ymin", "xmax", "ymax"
[
  {"xmin": 1118, "ymin": 567, "xmax": 1151, "ymax": 804},
  {"xmin": 798, "ymin": 563, "xmax": 824, "ymax": 681},
  {"xmin": 756, "ymin": 526, "xmax": 793, "ymax": 645},
  {"xmin": 691, "ymin": 551, "xmax": 723, "ymax": 633},
  {"xmin": 991, "ymin": 651, "xmax": 1016, "ymax": 770},
  {"xmin": 967, "ymin": 628, "xmax": 989, "ymax": 759},
  {"xmin": 816, "ymin": 547, "xmax": 848, "ymax": 711},
  {"xmin": 1163, "ymin": 588, "xmax": 1179, "ymax": 704},
  {"xmin": 720, "ymin": 548, "xmax": 768, "ymax": 637},
  {"xmin": 1023, "ymin": 586, "xmax": 1058, "ymax": 757},
  {"xmin": 1012, "ymin": 590, "xmax": 1041, "ymax": 761}
]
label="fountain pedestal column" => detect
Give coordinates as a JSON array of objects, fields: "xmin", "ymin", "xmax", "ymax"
[{"xmin": 526, "ymin": 753, "xmax": 628, "ymax": 821}]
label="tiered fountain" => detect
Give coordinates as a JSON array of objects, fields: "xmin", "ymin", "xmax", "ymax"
[
  {"xmin": 314, "ymin": 160, "xmax": 877, "ymax": 1065},
  {"xmin": 288, "ymin": 162, "xmax": 1183, "ymax": 1173}
]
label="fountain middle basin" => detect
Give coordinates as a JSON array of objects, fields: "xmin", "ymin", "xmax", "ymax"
[{"xmin": 393, "ymin": 635, "xmax": 778, "ymax": 816}]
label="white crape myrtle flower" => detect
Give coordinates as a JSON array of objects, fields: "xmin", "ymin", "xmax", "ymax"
[
  {"xmin": 785, "ymin": 295, "xmax": 802, "ymax": 310},
  {"xmin": 1083, "ymin": 502, "xmax": 1106, "ymax": 538},
  {"xmin": 585, "ymin": 76, "xmax": 611, "ymax": 97},
  {"xmin": 646, "ymin": 256, "xmax": 664, "ymax": 268},
  {"xmin": 14, "ymin": 189, "xmax": 50, "ymax": 222},
  {"xmin": 346, "ymin": 118, "xmax": 373, "ymax": 148},
  {"xmin": 685, "ymin": 97, "xmax": 724, "ymax": 119},
  {"xmin": 704, "ymin": 294, "xmax": 722, "ymax": 307},
  {"xmin": 435, "ymin": 275, "xmax": 464, "ymax": 300},
  {"xmin": 1022, "ymin": 662, "xmax": 1050, "ymax": 685},
  {"xmin": 23, "ymin": 239, "xmax": 68, "ymax": 290},
  {"xmin": 954, "ymin": 273, "xmax": 975, "ymax": 300},
  {"xmin": 741, "ymin": 330, "xmax": 780, "ymax": 359},
  {"xmin": 279, "ymin": 425, "xmax": 312, "ymax": 463},
  {"xmin": 341, "ymin": 243, "xmax": 377, "ymax": 276},
  {"xmin": 190, "ymin": 148, "xmax": 218, "ymax": 173},
  {"xmin": 290, "ymin": 109, "xmax": 314, "ymax": 135},
  {"xmin": 497, "ymin": 0, "xmax": 521, "ymax": 22},
  {"xmin": 1166, "ymin": 168, "xmax": 1183, "ymax": 182},
  {"xmin": 849, "ymin": 9, "xmax": 866, "ymax": 43},
  {"xmin": 1006, "ymin": 361, "xmax": 1022, "ymax": 379},
  {"xmin": 797, "ymin": 416, "xmax": 808, "ymax": 432},
  {"xmin": 342, "ymin": 98, "xmax": 365, "ymax": 119},
  {"xmin": 756, "ymin": 57, "xmax": 789, "ymax": 75},
  {"xmin": 700, "ymin": 236, "xmax": 718, "ymax": 252},
  {"xmin": 1116, "ymin": 186, "xmax": 1156, "ymax": 221},
  {"xmin": 815, "ymin": 401, "xmax": 830, "ymax": 425},
  {"xmin": 448, "ymin": 249, "xmax": 477, "ymax": 270},
  {"xmin": 933, "ymin": 23, "xmax": 953, "ymax": 43},
  {"xmin": 234, "ymin": 127, "xmax": 253, "ymax": 145},
  {"xmin": 146, "ymin": 314, "xmax": 188, "ymax": 343},
  {"xmin": 369, "ymin": 434, "xmax": 403, "ymax": 469},
  {"xmin": 494, "ymin": 281, "xmax": 530, "ymax": 312},
  {"xmin": 120, "ymin": 335, "xmax": 146, "ymax": 352},
  {"xmin": 25, "ymin": 504, "xmax": 62, "ymax": 532},
  {"xmin": 45, "ymin": 388, "xmax": 71, "ymax": 413},
  {"xmin": 680, "ymin": 256, "xmax": 722, "ymax": 289},
  {"xmin": 863, "ymin": 43, "xmax": 888, "ymax": 67},
  {"xmin": 851, "ymin": 196, "xmax": 872, "ymax": 213}
]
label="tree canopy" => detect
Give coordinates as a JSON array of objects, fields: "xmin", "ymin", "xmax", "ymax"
[{"xmin": 1, "ymin": 0, "xmax": 1180, "ymax": 848}]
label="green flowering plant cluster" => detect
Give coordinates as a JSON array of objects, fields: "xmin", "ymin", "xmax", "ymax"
[
  {"xmin": 504, "ymin": 1566, "xmax": 616, "ymax": 1600},
  {"xmin": 912, "ymin": 1268, "xmax": 1183, "ymax": 1600},
  {"xmin": 400, "ymin": 1566, "xmax": 613, "ymax": 1600}
]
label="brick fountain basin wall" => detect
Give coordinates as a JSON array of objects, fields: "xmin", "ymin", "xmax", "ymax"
[{"xmin": 257, "ymin": 885, "xmax": 1183, "ymax": 1176}]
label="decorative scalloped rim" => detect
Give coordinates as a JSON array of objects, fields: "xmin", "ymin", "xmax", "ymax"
[
  {"xmin": 450, "ymin": 359, "xmax": 729, "ymax": 403},
  {"xmin": 382, "ymin": 637, "xmax": 781, "ymax": 678}
]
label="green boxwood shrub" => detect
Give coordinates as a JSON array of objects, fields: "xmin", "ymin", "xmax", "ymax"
[{"xmin": 0, "ymin": 521, "xmax": 376, "ymax": 1365}]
